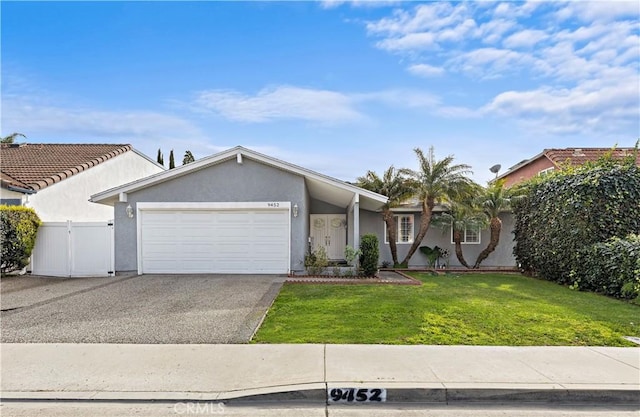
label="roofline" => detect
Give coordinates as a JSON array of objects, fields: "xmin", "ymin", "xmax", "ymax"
[
  {"xmin": 91, "ymin": 146, "xmax": 388, "ymax": 205},
  {"xmin": 6, "ymin": 185, "xmax": 37, "ymax": 195},
  {"xmin": 495, "ymin": 149, "xmax": 550, "ymax": 181},
  {"xmin": 131, "ymin": 147, "xmax": 166, "ymax": 170}
]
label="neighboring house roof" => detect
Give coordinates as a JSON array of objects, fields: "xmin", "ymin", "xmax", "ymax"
[
  {"xmin": 497, "ymin": 147, "xmax": 639, "ymax": 185},
  {"xmin": 0, "ymin": 143, "xmax": 149, "ymax": 191},
  {"xmin": 0, "ymin": 171, "xmax": 34, "ymax": 193},
  {"xmin": 91, "ymin": 146, "xmax": 389, "ymax": 211}
]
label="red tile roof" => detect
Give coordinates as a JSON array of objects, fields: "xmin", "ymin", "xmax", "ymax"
[
  {"xmin": 544, "ymin": 148, "xmax": 640, "ymax": 167},
  {"xmin": 0, "ymin": 143, "xmax": 132, "ymax": 191}
]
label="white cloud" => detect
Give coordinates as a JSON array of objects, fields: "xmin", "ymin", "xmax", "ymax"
[
  {"xmin": 2, "ymin": 95, "xmax": 206, "ymax": 142},
  {"xmin": 355, "ymin": 89, "xmax": 440, "ymax": 108},
  {"xmin": 556, "ymin": 1, "xmax": 640, "ymax": 23},
  {"xmin": 449, "ymin": 48, "xmax": 535, "ymax": 78},
  {"xmin": 376, "ymin": 32, "xmax": 437, "ymax": 51},
  {"xmin": 503, "ymin": 29, "xmax": 548, "ymax": 48},
  {"xmin": 192, "ymin": 86, "xmax": 364, "ymax": 124},
  {"xmin": 407, "ymin": 63, "xmax": 445, "ymax": 77},
  {"xmin": 482, "ymin": 73, "xmax": 639, "ymax": 134}
]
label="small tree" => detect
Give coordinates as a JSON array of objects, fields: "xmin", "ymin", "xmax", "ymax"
[
  {"xmin": 169, "ymin": 149, "xmax": 175, "ymax": 169},
  {"xmin": 1, "ymin": 133, "xmax": 26, "ymax": 144},
  {"xmin": 0, "ymin": 206, "xmax": 41, "ymax": 274},
  {"xmin": 433, "ymin": 202, "xmax": 487, "ymax": 269},
  {"xmin": 356, "ymin": 166, "xmax": 414, "ymax": 267},
  {"xmin": 183, "ymin": 150, "xmax": 195, "ymax": 165},
  {"xmin": 359, "ymin": 234, "xmax": 379, "ymax": 277},
  {"xmin": 156, "ymin": 148, "xmax": 164, "ymax": 166},
  {"xmin": 473, "ymin": 179, "xmax": 516, "ymax": 268}
]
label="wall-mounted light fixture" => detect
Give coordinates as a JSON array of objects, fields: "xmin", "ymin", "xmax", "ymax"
[
  {"xmin": 126, "ymin": 204, "xmax": 134, "ymax": 218},
  {"xmin": 292, "ymin": 204, "xmax": 299, "ymax": 218}
]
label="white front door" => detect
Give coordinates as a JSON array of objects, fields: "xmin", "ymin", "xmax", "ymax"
[{"xmin": 310, "ymin": 214, "xmax": 346, "ymax": 260}]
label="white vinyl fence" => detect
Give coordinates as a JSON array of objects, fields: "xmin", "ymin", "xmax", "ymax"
[{"xmin": 30, "ymin": 221, "xmax": 115, "ymax": 277}]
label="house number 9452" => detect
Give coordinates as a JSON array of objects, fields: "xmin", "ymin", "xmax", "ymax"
[
  {"xmin": 267, "ymin": 202, "xmax": 280, "ymax": 208},
  {"xmin": 328, "ymin": 388, "xmax": 386, "ymax": 403}
]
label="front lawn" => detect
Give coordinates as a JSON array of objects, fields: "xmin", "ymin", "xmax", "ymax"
[{"xmin": 253, "ymin": 273, "xmax": 639, "ymax": 346}]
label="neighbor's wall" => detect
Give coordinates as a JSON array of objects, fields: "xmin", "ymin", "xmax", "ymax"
[
  {"xmin": 28, "ymin": 151, "xmax": 163, "ymax": 222},
  {"xmin": 360, "ymin": 210, "xmax": 517, "ymax": 268},
  {"xmin": 115, "ymin": 157, "xmax": 308, "ymax": 272},
  {"xmin": 503, "ymin": 157, "xmax": 555, "ymax": 188},
  {"xmin": 0, "ymin": 188, "xmax": 26, "ymax": 205}
]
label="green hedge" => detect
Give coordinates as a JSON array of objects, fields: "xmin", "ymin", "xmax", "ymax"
[
  {"xmin": 512, "ymin": 158, "xmax": 640, "ymax": 298},
  {"xmin": 574, "ymin": 234, "xmax": 640, "ymax": 299},
  {"xmin": 359, "ymin": 234, "xmax": 379, "ymax": 277},
  {"xmin": 0, "ymin": 206, "xmax": 42, "ymax": 274}
]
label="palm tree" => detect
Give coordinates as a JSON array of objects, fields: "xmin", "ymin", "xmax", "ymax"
[
  {"xmin": 473, "ymin": 179, "xmax": 515, "ymax": 268},
  {"xmin": 435, "ymin": 202, "xmax": 487, "ymax": 269},
  {"xmin": 400, "ymin": 146, "xmax": 476, "ymax": 266},
  {"xmin": 182, "ymin": 150, "xmax": 195, "ymax": 165},
  {"xmin": 356, "ymin": 166, "xmax": 414, "ymax": 266}
]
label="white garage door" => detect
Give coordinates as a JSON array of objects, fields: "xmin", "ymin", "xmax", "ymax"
[{"xmin": 139, "ymin": 205, "xmax": 290, "ymax": 274}]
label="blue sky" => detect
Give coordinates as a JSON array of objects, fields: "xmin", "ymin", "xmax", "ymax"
[{"xmin": 2, "ymin": 1, "xmax": 639, "ymax": 184}]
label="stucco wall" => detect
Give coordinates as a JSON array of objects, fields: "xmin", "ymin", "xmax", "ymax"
[
  {"xmin": 27, "ymin": 151, "xmax": 163, "ymax": 222},
  {"xmin": 115, "ymin": 158, "xmax": 308, "ymax": 272},
  {"xmin": 360, "ymin": 210, "xmax": 517, "ymax": 268}
]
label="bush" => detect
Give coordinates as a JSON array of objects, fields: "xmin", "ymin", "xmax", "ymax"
[
  {"xmin": 304, "ymin": 246, "xmax": 328, "ymax": 275},
  {"xmin": 0, "ymin": 206, "xmax": 42, "ymax": 274},
  {"xmin": 359, "ymin": 234, "xmax": 379, "ymax": 277},
  {"xmin": 572, "ymin": 234, "xmax": 640, "ymax": 299}
]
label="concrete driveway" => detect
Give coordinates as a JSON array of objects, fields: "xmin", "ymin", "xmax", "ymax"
[{"xmin": 0, "ymin": 274, "xmax": 284, "ymax": 344}]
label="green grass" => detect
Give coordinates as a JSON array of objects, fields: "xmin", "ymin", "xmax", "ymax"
[{"xmin": 253, "ymin": 273, "xmax": 640, "ymax": 346}]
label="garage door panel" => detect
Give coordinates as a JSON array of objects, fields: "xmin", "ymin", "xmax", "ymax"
[{"xmin": 140, "ymin": 208, "xmax": 289, "ymax": 274}]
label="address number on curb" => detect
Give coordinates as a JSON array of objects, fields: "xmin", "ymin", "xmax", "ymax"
[{"xmin": 328, "ymin": 388, "xmax": 387, "ymax": 403}]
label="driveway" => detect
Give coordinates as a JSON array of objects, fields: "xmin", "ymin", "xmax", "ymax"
[{"xmin": 0, "ymin": 274, "xmax": 284, "ymax": 344}]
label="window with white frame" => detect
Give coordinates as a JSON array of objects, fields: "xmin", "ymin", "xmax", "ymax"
[
  {"xmin": 384, "ymin": 215, "xmax": 414, "ymax": 244},
  {"xmin": 451, "ymin": 226, "xmax": 481, "ymax": 244}
]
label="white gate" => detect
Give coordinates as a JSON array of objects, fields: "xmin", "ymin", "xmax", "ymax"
[{"xmin": 30, "ymin": 221, "xmax": 115, "ymax": 277}]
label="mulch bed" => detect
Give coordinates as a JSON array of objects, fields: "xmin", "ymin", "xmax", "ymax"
[{"xmin": 286, "ymin": 270, "xmax": 421, "ymax": 286}]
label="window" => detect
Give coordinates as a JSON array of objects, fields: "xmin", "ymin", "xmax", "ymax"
[
  {"xmin": 384, "ymin": 215, "xmax": 414, "ymax": 244},
  {"xmin": 451, "ymin": 226, "xmax": 481, "ymax": 244},
  {"xmin": 539, "ymin": 167, "xmax": 554, "ymax": 177}
]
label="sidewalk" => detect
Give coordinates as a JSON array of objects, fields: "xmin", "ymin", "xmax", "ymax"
[{"xmin": 1, "ymin": 344, "xmax": 638, "ymax": 404}]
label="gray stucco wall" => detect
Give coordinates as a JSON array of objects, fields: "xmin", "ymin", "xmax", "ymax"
[
  {"xmin": 115, "ymin": 158, "xmax": 308, "ymax": 272},
  {"xmin": 359, "ymin": 210, "xmax": 517, "ymax": 268}
]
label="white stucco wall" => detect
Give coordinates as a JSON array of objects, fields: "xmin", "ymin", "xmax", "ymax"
[
  {"xmin": 26, "ymin": 151, "xmax": 164, "ymax": 222},
  {"xmin": 0, "ymin": 188, "xmax": 27, "ymax": 203}
]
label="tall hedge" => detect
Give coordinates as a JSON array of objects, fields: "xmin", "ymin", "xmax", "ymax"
[
  {"xmin": 512, "ymin": 159, "xmax": 640, "ymax": 297},
  {"xmin": 0, "ymin": 206, "xmax": 42, "ymax": 274},
  {"xmin": 359, "ymin": 234, "xmax": 379, "ymax": 277}
]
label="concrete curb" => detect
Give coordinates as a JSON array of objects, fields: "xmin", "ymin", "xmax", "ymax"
[{"xmin": 3, "ymin": 386, "xmax": 639, "ymax": 406}]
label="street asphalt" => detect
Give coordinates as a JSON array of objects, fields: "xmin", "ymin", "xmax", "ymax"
[{"xmin": 0, "ymin": 274, "xmax": 284, "ymax": 343}]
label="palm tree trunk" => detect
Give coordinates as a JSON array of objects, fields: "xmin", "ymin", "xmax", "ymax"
[
  {"xmin": 400, "ymin": 197, "xmax": 434, "ymax": 266},
  {"xmin": 453, "ymin": 230, "xmax": 471, "ymax": 268},
  {"xmin": 473, "ymin": 217, "xmax": 502, "ymax": 269},
  {"xmin": 382, "ymin": 209, "xmax": 399, "ymax": 265}
]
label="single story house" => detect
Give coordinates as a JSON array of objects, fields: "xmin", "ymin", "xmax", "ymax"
[
  {"xmin": 91, "ymin": 146, "xmax": 516, "ymax": 275},
  {"xmin": 0, "ymin": 143, "xmax": 165, "ymax": 221}
]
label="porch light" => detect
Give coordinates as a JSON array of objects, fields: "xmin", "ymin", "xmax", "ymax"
[
  {"xmin": 292, "ymin": 204, "xmax": 299, "ymax": 218},
  {"xmin": 126, "ymin": 204, "xmax": 134, "ymax": 218}
]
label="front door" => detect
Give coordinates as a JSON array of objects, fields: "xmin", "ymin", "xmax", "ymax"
[{"xmin": 310, "ymin": 214, "xmax": 346, "ymax": 260}]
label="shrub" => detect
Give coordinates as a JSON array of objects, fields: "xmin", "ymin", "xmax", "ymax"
[
  {"xmin": 572, "ymin": 234, "xmax": 640, "ymax": 299},
  {"xmin": 0, "ymin": 206, "xmax": 42, "ymax": 274},
  {"xmin": 359, "ymin": 234, "xmax": 379, "ymax": 277},
  {"xmin": 304, "ymin": 246, "xmax": 328, "ymax": 275},
  {"xmin": 513, "ymin": 160, "xmax": 640, "ymax": 286}
]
